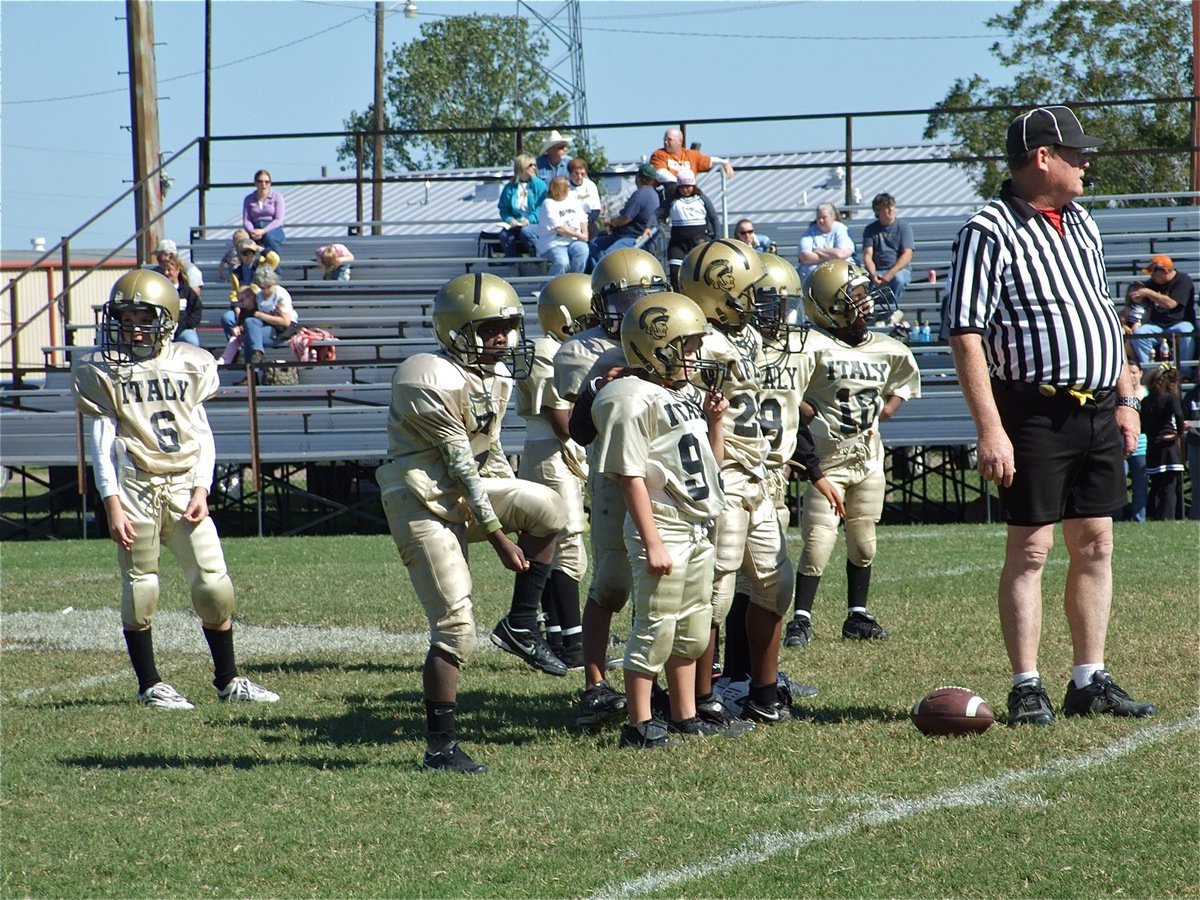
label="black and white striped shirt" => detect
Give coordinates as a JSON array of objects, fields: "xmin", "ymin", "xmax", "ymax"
[{"xmin": 946, "ymin": 180, "xmax": 1124, "ymax": 392}]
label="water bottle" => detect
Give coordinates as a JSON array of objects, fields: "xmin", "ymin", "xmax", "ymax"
[{"xmin": 920, "ymin": 322, "xmax": 932, "ymax": 343}]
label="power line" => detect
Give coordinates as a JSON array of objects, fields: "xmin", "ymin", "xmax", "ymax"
[{"xmin": 585, "ymin": 25, "xmax": 993, "ymax": 40}]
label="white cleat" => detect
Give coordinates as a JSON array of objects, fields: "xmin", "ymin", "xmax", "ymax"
[
  {"xmin": 217, "ymin": 676, "xmax": 279, "ymax": 703},
  {"xmin": 138, "ymin": 682, "xmax": 195, "ymax": 710}
]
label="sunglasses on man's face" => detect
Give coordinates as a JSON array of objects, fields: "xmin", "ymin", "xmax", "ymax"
[{"xmin": 737, "ymin": 229, "xmax": 754, "ymax": 236}]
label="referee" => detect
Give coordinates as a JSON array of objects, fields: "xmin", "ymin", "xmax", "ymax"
[{"xmin": 946, "ymin": 105, "xmax": 1156, "ymax": 727}]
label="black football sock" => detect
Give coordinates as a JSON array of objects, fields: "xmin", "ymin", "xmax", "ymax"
[
  {"xmin": 846, "ymin": 561, "xmax": 872, "ymax": 612},
  {"xmin": 793, "ymin": 574, "xmax": 820, "ymax": 619},
  {"xmin": 540, "ymin": 576, "xmax": 562, "ymax": 652},
  {"xmin": 749, "ymin": 680, "xmax": 779, "ymax": 708},
  {"xmin": 123, "ymin": 628, "xmax": 160, "ymax": 694},
  {"xmin": 202, "ymin": 626, "xmax": 238, "ymax": 691},
  {"xmin": 552, "ymin": 570, "xmax": 583, "ymax": 650},
  {"xmin": 426, "ymin": 701, "xmax": 457, "ymax": 751},
  {"xmin": 722, "ymin": 592, "xmax": 752, "ymax": 682},
  {"xmin": 508, "ymin": 560, "xmax": 552, "ymax": 631}
]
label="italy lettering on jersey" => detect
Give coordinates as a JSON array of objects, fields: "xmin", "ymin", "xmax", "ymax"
[
  {"xmin": 591, "ymin": 375, "xmax": 725, "ymax": 522},
  {"xmin": 553, "ymin": 325, "xmax": 619, "ymax": 402},
  {"xmin": 701, "ymin": 325, "xmax": 770, "ymax": 476},
  {"xmin": 72, "ymin": 343, "xmax": 219, "ymax": 475},
  {"xmin": 802, "ymin": 329, "xmax": 921, "ymax": 465},
  {"xmin": 376, "ymin": 350, "xmax": 514, "ymax": 524},
  {"xmin": 758, "ymin": 329, "xmax": 815, "ymax": 468}
]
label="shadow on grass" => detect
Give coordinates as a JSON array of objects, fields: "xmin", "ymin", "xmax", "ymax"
[
  {"xmin": 793, "ymin": 704, "xmax": 911, "ymax": 725},
  {"xmin": 61, "ymin": 752, "xmax": 363, "ymax": 771},
  {"xmin": 240, "ymin": 659, "xmax": 421, "ymax": 676}
]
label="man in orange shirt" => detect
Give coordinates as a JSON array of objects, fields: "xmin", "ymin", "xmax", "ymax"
[{"xmin": 650, "ymin": 128, "xmax": 735, "ymax": 186}]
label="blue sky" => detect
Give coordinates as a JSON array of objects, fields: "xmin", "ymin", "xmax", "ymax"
[{"xmin": 1, "ymin": 0, "xmax": 1016, "ymax": 252}]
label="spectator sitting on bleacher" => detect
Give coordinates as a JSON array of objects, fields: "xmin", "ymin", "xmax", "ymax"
[
  {"xmin": 231, "ymin": 239, "xmax": 279, "ymax": 294},
  {"xmin": 218, "ymin": 229, "xmax": 250, "ymax": 283},
  {"xmin": 316, "ymin": 243, "xmax": 354, "ymax": 281},
  {"xmin": 535, "ymin": 130, "xmax": 572, "ymax": 183},
  {"xmin": 152, "ymin": 239, "xmax": 203, "ymax": 296},
  {"xmin": 733, "ymin": 218, "xmax": 775, "ymax": 255},
  {"xmin": 220, "ymin": 267, "xmax": 298, "ymax": 366},
  {"xmin": 243, "ymin": 169, "xmax": 286, "ymax": 255},
  {"xmin": 497, "ymin": 153, "xmax": 547, "ymax": 258},
  {"xmin": 861, "ymin": 193, "xmax": 915, "ymax": 303},
  {"xmin": 567, "ymin": 157, "xmax": 603, "ymax": 236},
  {"xmin": 1126, "ymin": 254, "xmax": 1195, "ymax": 370},
  {"xmin": 535, "ymin": 177, "xmax": 589, "ymax": 276},
  {"xmin": 797, "ymin": 203, "xmax": 854, "ymax": 282},
  {"xmin": 159, "ymin": 255, "xmax": 203, "ymax": 348},
  {"xmin": 587, "ymin": 163, "xmax": 661, "ymax": 270}
]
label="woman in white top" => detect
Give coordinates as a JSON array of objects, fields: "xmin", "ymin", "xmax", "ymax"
[
  {"xmin": 536, "ymin": 176, "xmax": 590, "ymax": 276},
  {"xmin": 566, "ymin": 156, "xmax": 602, "ymax": 226}
]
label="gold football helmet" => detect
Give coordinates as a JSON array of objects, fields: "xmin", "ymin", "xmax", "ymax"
[
  {"xmin": 756, "ymin": 252, "xmax": 807, "ymax": 355},
  {"xmin": 101, "ymin": 268, "xmax": 181, "ymax": 363},
  {"xmin": 537, "ymin": 273, "xmax": 596, "ymax": 341},
  {"xmin": 678, "ymin": 239, "xmax": 769, "ymax": 330},
  {"xmin": 433, "ymin": 273, "xmax": 534, "ymax": 376},
  {"xmin": 804, "ymin": 259, "xmax": 896, "ymax": 344},
  {"xmin": 590, "ymin": 247, "xmax": 667, "ymax": 336},
  {"xmin": 621, "ymin": 292, "xmax": 726, "ymax": 390}
]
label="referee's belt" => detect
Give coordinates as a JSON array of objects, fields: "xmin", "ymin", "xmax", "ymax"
[{"xmin": 995, "ymin": 380, "xmax": 1115, "ymax": 406}]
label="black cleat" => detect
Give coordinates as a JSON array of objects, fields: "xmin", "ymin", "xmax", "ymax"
[
  {"xmin": 744, "ymin": 698, "xmax": 792, "ymax": 724},
  {"xmin": 842, "ymin": 611, "xmax": 889, "ymax": 640},
  {"xmin": 784, "ymin": 617, "xmax": 812, "ymax": 647},
  {"xmin": 422, "ymin": 741, "xmax": 487, "ymax": 773},
  {"xmin": 576, "ymin": 681, "xmax": 627, "ymax": 729},
  {"xmin": 618, "ymin": 718, "xmax": 672, "ymax": 750},
  {"xmin": 557, "ymin": 644, "xmax": 584, "ymax": 672},
  {"xmin": 1063, "ymin": 670, "xmax": 1157, "ymax": 719},
  {"xmin": 696, "ymin": 692, "xmax": 754, "ymax": 732},
  {"xmin": 490, "ymin": 615, "xmax": 568, "ymax": 676},
  {"xmin": 1007, "ymin": 677, "xmax": 1055, "ymax": 726}
]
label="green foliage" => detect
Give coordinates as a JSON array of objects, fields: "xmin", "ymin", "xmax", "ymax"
[
  {"xmin": 337, "ymin": 15, "xmax": 575, "ymax": 172},
  {"xmin": 923, "ymin": 0, "xmax": 1193, "ymax": 199},
  {"xmin": 3, "ymin": 524, "xmax": 1197, "ymax": 896}
]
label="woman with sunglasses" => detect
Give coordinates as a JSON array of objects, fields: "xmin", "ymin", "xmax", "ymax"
[
  {"xmin": 497, "ymin": 154, "xmax": 547, "ymax": 258},
  {"xmin": 242, "ymin": 169, "xmax": 286, "ymax": 256}
]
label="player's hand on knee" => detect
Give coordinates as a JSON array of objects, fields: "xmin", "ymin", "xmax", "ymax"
[
  {"xmin": 183, "ymin": 488, "xmax": 209, "ymax": 524},
  {"xmin": 488, "ymin": 530, "xmax": 529, "ymax": 573}
]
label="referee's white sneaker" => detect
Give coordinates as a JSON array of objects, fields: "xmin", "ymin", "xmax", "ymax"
[
  {"xmin": 138, "ymin": 681, "xmax": 195, "ymax": 710},
  {"xmin": 217, "ymin": 676, "xmax": 280, "ymax": 703}
]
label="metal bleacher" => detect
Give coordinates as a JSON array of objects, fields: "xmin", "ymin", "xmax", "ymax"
[{"xmin": 4, "ymin": 202, "xmax": 1197, "ymax": 538}]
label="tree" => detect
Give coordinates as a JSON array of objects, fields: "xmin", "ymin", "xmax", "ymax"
[
  {"xmin": 924, "ymin": 0, "xmax": 1193, "ymax": 199},
  {"xmin": 337, "ymin": 14, "xmax": 580, "ymax": 172}
]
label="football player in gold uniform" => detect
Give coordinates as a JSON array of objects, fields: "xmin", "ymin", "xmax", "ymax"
[
  {"xmin": 553, "ymin": 249, "xmax": 668, "ymax": 729},
  {"xmin": 376, "ymin": 273, "xmax": 567, "ymax": 773},
  {"xmin": 591, "ymin": 293, "xmax": 745, "ymax": 747},
  {"xmin": 516, "ymin": 273, "xmax": 594, "ymax": 668},
  {"xmin": 681, "ymin": 239, "xmax": 796, "ymax": 724},
  {"xmin": 72, "ymin": 269, "xmax": 278, "ymax": 710},
  {"xmin": 785, "ymin": 260, "xmax": 921, "ymax": 648}
]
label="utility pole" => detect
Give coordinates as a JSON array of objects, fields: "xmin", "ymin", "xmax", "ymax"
[
  {"xmin": 373, "ymin": 2, "xmax": 385, "ymax": 235},
  {"xmin": 1192, "ymin": 0, "xmax": 1199, "ymax": 201},
  {"xmin": 126, "ymin": 0, "xmax": 162, "ymax": 261}
]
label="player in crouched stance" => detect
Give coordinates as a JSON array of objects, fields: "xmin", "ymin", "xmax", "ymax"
[
  {"xmin": 785, "ymin": 260, "xmax": 920, "ymax": 647},
  {"xmin": 377, "ymin": 273, "xmax": 567, "ymax": 774},
  {"xmin": 72, "ymin": 270, "xmax": 278, "ymax": 711},
  {"xmin": 591, "ymin": 293, "xmax": 748, "ymax": 748}
]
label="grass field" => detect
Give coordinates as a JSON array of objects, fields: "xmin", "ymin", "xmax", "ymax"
[{"xmin": 2, "ymin": 522, "xmax": 1197, "ymax": 898}]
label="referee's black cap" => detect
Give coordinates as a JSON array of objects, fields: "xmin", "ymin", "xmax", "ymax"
[{"xmin": 1006, "ymin": 106, "xmax": 1103, "ymax": 157}]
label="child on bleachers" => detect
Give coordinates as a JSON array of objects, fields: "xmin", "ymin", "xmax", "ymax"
[
  {"xmin": 218, "ymin": 284, "xmax": 259, "ymax": 365},
  {"xmin": 218, "ymin": 229, "xmax": 250, "ymax": 283},
  {"xmin": 316, "ymin": 243, "xmax": 354, "ymax": 281}
]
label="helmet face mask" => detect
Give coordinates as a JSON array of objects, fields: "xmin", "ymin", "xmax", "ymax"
[
  {"xmin": 679, "ymin": 239, "xmax": 766, "ymax": 331},
  {"xmin": 100, "ymin": 269, "xmax": 180, "ymax": 364},
  {"xmin": 804, "ymin": 260, "xmax": 896, "ymax": 344},
  {"xmin": 621, "ymin": 292, "xmax": 725, "ymax": 389},
  {"xmin": 434, "ymin": 273, "xmax": 536, "ymax": 378},
  {"xmin": 590, "ymin": 248, "xmax": 667, "ymax": 336}
]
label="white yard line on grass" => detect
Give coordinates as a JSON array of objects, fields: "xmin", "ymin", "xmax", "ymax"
[
  {"xmin": 593, "ymin": 713, "xmax": 1200, "ymax": 899},
  {"xmin": 9, "ymin": 671, "xmax": 129, "ymax": 702}
]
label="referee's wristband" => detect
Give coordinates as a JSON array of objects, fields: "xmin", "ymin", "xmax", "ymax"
[{"xmin": 1116, "ymin": 396, "xmax": 1141, "ymax": 412}]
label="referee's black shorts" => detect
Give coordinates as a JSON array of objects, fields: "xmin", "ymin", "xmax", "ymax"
[{"xmin": 991, "ymin": 380, "xmax": 1126, "ymax": 526}]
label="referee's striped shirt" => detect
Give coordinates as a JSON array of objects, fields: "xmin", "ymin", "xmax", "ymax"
[{"xmin": 946, "ymin": 180, "xmax": 1124, "ymax": 392}]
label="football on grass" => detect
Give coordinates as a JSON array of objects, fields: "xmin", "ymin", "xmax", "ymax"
[{"xmin": 910, "ymin": 686, "xmax": 994, "ymax": 736}]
